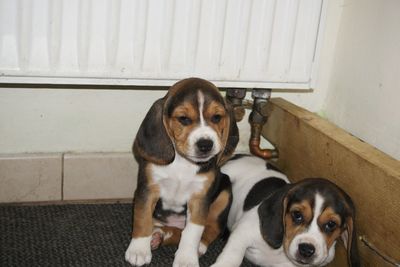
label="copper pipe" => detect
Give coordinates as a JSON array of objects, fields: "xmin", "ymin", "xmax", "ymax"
[
  {"xmin": 248, "ymin": 89, "xmax": 278, "ymax": 160},
  {"xmin": 249, "ymin": 121, "xmax": 278, "ymax": 159},
  {"xmin": 224, "ymin": 88, "xmax": 279, "ymax": 159}
]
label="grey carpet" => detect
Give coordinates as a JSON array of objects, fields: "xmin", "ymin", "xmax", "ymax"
[{"xmin": 0, "ymin": 203, "xmax": 257, "ymax": 267}]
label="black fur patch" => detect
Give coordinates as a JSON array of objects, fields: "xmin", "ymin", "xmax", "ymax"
[
  {"xmin": 133, "ymin": 98, "xmax": 175, "ymax": 164},
  {"xmin": 197, "ymin": 156, "xmax": 218, "ymax": 173},
  {"xmin": 243, "ymin": 177, "xmax": 287, "ymax": 211},
  {"xmin": 257, "ymin": 184, "xmax": 291, "ymax": 249},
  {"xmin": 153, "ymin": 200, "xmax": 187, "ymax": 223},
  {"xmin": 228, "ymin": 154, "xmax": 251, "ymax": 161},
  {"xmin": 215, "ymin": 172, "xmax": 233, "ymax": 237},
  {"xmin": 266, "ymin": 162, "xmax": 282, "ymax": 173}
]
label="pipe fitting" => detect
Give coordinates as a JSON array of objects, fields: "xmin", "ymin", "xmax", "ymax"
[
  {"xmin": 248, "ymin": 89, "xmax": 278, "ymax": 159},
  {"xmin": 226, "ymin": 88, "xmax": 247, "ymax": 122}
]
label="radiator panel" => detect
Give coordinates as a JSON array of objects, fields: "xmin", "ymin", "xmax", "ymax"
[{"xmin": 0, "ymin": 0, "xmax": 324, "ymax": 88}]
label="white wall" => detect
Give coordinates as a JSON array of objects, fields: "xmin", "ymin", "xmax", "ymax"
[
  {"xmin": 0, "ymin": 0, "xmax": 344, "ymax": 155},
  {"xmin": 1, "ymin": 0, "xmax": 399, "ymax": 160},
  {"xmin": 323, "ymin": 0, "xmax": 400, "ymax": 160},
  {"xmin": 0, "ymin": 89, "xmax": 165, "ymax": 153}
]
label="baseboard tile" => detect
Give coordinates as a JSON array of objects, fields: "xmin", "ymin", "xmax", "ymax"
[
  {"xmin": 0, "ymin": 153, "xmax": 62, "ymax": 203},
  {"xmin": 0, "ymin": 152, "xmax": 138, "ymax": 203}
]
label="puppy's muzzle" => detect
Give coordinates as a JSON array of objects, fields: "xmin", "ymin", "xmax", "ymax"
[
  {"xmin": 298, "ymin": 243, "xmax": 315, "ymax": 258},
  {"xmin": 196, "ymin": 138, "xmax": 214, "ymax": 154},
  {"xmin": 296, "ymin": 242, "xmax": 317, "ymax": 265}
]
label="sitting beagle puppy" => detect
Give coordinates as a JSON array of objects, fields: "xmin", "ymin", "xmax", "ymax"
[
  {"xmin": 125, "ymin": 78, "xmax": 239, "ymax": 267},
  {"xmin": 212, "ymin": 155, "xmax": 360, "ymax": 267}
]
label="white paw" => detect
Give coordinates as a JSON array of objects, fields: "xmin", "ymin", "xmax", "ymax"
[
  {"xmin": 198, "ymin": 242, "xmax": 208, "ymax": 256},
  {"xmin": 125, "ymin": 236, "xmax": 152, "ymax": 266},
  {"xmin": 173, "ymin": 248, "xmax": 199, "ymax": 267}
]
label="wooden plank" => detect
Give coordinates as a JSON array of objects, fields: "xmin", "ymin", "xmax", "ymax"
[{"xmin": 262, "ymin": 98, "xmax": 400, "ymax": 267}]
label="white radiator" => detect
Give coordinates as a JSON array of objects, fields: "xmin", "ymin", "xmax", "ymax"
[{"xmin": 0, "ymin": 0, "xmax": 324, "ymax": 88}]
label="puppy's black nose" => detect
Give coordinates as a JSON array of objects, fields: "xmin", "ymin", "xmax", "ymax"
[
  {"xmin": 298, "ymin": 243, "xmax": 315, "ymax": 258},
  {"xmin": 196, "ymin": 139, "xmax": 214, "ymax": 153}
]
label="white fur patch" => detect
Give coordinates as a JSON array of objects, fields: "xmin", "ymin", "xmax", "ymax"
[
  {"xmin": 198, "ymin": 91, "xmax": 205, "ymax": 126},
  {"xmin": 151, "ymin": 153, "xmax": 206, "ymax": 213},
  {"xmin": 173, "ymin": 221, "xmax": 204, "ymax": 267},
  {"xmin": 125, "ymin": 236, "xmax": 152, "ymax": 266},
  {"xmin": 221, "ymin": 156, "xmax": 288, "ymax": 229},
  {"xmin": 198, "ymin": 242, "xmax": 208, "ymax": 256},
  {"xmin": 213, "ymin": 208, "xmax": 294, "ymax": 267}
]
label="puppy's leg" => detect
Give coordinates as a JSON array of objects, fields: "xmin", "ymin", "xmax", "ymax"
[
  {"xmin": 173, "ymin": 196, "xmax": 208, "ymax": 267},
  {"xmin": 125, "ymin": 181, "xmax": 160, "ymax": 266},
  {"xmin": 199, "ymin": 189, "xmax": 231, "ymax": 255},
  {"xmin": 210, "ymin": 222, "xmax": 251, "ymax": 267}
]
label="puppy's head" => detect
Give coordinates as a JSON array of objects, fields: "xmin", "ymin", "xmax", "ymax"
[
  {"xmin": 134, "ymin": 77, "xmax": 238, "ymax": 165},
  {"xmin": 259, "ymin": 178, "xmax": 360, "ymax": 267}
]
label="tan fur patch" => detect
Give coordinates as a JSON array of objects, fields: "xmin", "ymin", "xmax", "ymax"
[
  {"xmin": 132, "ymin": 164, "xmax": 160, "ymax": 238},
  {"xmin": 201, "ymin": 189, "xmax": 230, "ymax": 246},
  {"xmin": 165, "ymin": 101, "xmax": 199, "ymax": 155},
  {"xmin": 318, "ymin": 207, "xmax": 343, "ymax": 248},
  {"xmin": 283, "ymin": 200, "xmax": 313, "ymax": 250},
  {"xmin": 158, "ymin": 226, "xmax": 182, "ymax": 246},
  {"xmin": 343, "ymin": 216, "xmax": 354, "ymax": 261},
  {"xmin": 203, "ymin": 101, "xmax": 227, "ymax": 131},
  {"xmin": 188, "ymin": 171, "xmax": 215, "ymax": 226}
]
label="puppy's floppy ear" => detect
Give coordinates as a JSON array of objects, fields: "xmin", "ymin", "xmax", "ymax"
[
  {"xmin": 258, "ymin": 184, "xmax": 291, "ymax": 249},
  {"xmin": 217, "ymin": 101, "xmax": 239, "ymax": 165},
  {"xmin": 341, "ymin": 215, "xmax": 361, "ymax": 267},
  {"xmin": 133, "ymin": 98, "xmax": 174, "ymax": 165}
]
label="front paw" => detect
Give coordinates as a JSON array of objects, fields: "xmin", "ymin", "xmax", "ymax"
[
  {"xmin": 125, "ymin": 237, "xmax": 152, "ymax": 266},
  {"xmin": 173, "ymin": 247, "xmax": 199, "ymax": 267}
]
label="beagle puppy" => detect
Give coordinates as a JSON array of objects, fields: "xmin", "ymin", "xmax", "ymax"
[
  {"xmin": 212, "ymin": 155, "xmax": 360, "ymax": 267},
  {"xmin": 125, "ymin": 78, "xmax": 239, "ymax": 267}
]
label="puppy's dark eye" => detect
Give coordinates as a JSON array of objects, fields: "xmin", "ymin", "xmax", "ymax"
[
  {"xmin": 177, "ymin": 116, "xmax": 192, "ymax": 126},
  {"xmin": 211, "ymin": 114, "xmax": 222, "ymax": 123},
  {"xmin": 323, "ymin": 220, "xmax": 337, "ymax": 233},
  {"xmin": 291, "ymin": 211, "xmax": 304, "ymax": 225}
]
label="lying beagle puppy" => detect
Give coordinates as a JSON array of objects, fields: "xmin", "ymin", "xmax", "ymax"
[
  {"xmin": 125, "ymin": 78, "xmax": 239, "ymax": 267},
  {"xmin": 212, "ymin": 155, "xmax": 360, "ymax": 267}
]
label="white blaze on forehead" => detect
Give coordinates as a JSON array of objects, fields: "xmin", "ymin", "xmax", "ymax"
[
  {"xmin": 313, "ymin": 193, "xmax": 325, "ymax": 223},
  {"xmin": 184, "ymin": 89, "xmax": 221, "ymax": 162},
  {"xmin": 197, "ymin": 90, "xmax": 205, "ymax": 126},
  {"xmin": 287, "ymin": 193, "xmax": 330, "ymax": 265},
  {"xmin": 303, "ymin": 193, "xmax": 325, "ymax": 242}
]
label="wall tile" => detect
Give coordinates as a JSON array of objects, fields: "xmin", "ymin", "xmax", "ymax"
[
  {"xmin": 63, "ymin": 153, "xmax": 137, "ymax": 200},
  {"xmin": 0, "ymin": 154, "xmax": 62, "ymax": 203}
]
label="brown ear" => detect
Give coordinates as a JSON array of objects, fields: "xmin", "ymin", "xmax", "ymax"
[
  {"xmin": 341, "ymin": 216, "xmax": 361, "ymax": 267},
  {"xmin": 217, "ymin": 101, "xmax": 239, "ymax": 165},
  {"xmin": 133, "ymin": 98, "xmax": 175, "ymax": 165}
]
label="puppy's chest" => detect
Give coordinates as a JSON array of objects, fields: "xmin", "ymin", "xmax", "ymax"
[{"xmin": 151, "ymin": 156, "xmax": 207, "ymax": 213}]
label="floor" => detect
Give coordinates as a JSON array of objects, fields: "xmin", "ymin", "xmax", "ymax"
[{"xmin": 0, "ymin": 202, "xmax": 256, "ymax": 267}]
